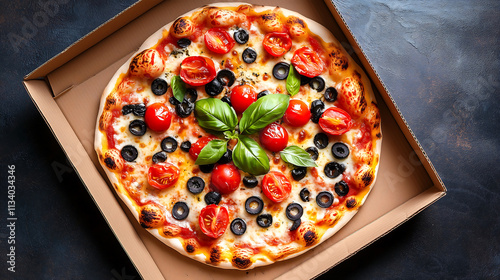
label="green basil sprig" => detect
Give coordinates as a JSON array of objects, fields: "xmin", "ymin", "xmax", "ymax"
[
  {"xmin": 280, "ymin": 145, "xmax": 318, "ymax": 167},
  {"xmin": 286, "ymin": 64, "xmax": 300, "ymax": 96},
  {"xmin": 239, "ymin": 94, "xmax": 290, "ymax": 135},
  {"xmin": 195, "ymin": 140, "xmax": 228, "ymax": 165},
  {"xmin": 171, "ymin": 75, "xmax": 186, "ymax": 103},
  {"xmin": 194, "ymin": 98, "xmax": 238, "ymax": 132},
  {"xmin": 232, "ymin": 135, "xmax": 270, "ymax": 175}
]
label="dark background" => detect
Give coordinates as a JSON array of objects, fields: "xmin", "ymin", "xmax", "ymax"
[{"xmin": 1, "ymin": 0, "xmax": 499, "ymax": 279}]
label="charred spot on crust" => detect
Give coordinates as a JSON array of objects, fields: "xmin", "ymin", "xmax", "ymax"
[
  {"xmin": 140, "ymin": 208, "xmax": 160, "ymax": 228},
  {"xmin": 303, "ymin": 230, "xmax": 317, "ymax": 246},
  {"xmin": 173, "ymin": 17, "xmax": 190, "ymax": 34},
  {"xmin": 129, "ymin": 51, "xmax": 143, "ymax": 73},
  {"xmin": 232, "ymin": 255, "xmax": 252, "ymax": 269},
  {"xmin": 286, "ymin": 16, "xmax": 305, "ymax": 27},
  {"xmin": 346, "ymin": 197, "xmax": 358, "ymax": 208},
  {"xmin": 329, "ymin": 48, "xmax": 348, "ymax": 70},
  {"xmin": 376, "ymin": 132, "xmax": 382, "ymax": 138},
  {"xmin": 186, "ymin": 244, "xmax": 195, "ymax": 253},
  {"xmin": 362, "ymin": 170, "xmax": 374, "ymax": 186},
  {"xmin": 104, "ymin": 157, "xmax": 116, "ymax": 169},
  {"xmin": 261, "ymin": 13, "xmax": 277, "ymax": 21},
  {"xmin": 140, "ymin": 222, "xmax": 148, "ymax": 228},
  {"xmin": 210, "ymin": 247, "xmax": 221, "ymax": 264}
]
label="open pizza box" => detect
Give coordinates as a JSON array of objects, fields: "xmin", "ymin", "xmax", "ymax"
[{"xmin": 23, "ymin": 0, "xmax": 446, "ymax": 279}]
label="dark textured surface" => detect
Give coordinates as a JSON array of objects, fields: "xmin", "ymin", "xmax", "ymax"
[{"xmin": 0, "ymin": 0, "xmax": 499, "ymax": 279}]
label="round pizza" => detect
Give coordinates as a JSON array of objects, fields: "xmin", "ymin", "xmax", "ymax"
[{"xmin": 95, "ymin": 3, "xmax": 382, "ymax": 270}]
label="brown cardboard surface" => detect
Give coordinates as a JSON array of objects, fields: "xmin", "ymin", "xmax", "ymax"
[{"xmin": 25, "ymin": 0, "xmax": 446, "ymax": 279}]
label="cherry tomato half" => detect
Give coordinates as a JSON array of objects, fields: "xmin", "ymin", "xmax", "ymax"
[
  {"xmin": 318, "ymin": 107, "xmax": 352, "ymax": 135},
  {"xmin": 291, "ymin": 47, "xmax": 324, "ymax": 78},
  {"xmin": 262, "ymin": 171, "xmax": 292, "ymax": 203},
  {"xmin": 144, "ymin": 103, "xmax": 172, "ymax": 132},
  {"xmin": 204, "ymin": 28, "xmax": 235, "ymax": 54},
  {"xmin": 283, "ymin": 99, "xmax": 311, "ymax": 127},
  {"xmin": 262, "ymin": 32, "xmax": 292, "ymax": 57},
  {"xmin": 189, "ymin": 136, "xmax": 218, "ymax": 160},
  {"xmin": 147, "ymin": 162, "xmax": 180, "ymax": 190},
  {"xmin": 199, "ymin": 204, "xmax": 229, "ymax": 238},
  {"xmin": 230, "ymin": 85, "xmax": 257, "ymax": 114},
  {"xmin": 180, "ymin": 56, "xmax": 217, "ymax": 86},
  {"xmin": 211, "ymin": 164, "xmax": 241, "ymax": 194},
  {"xmin": 259, "ymin": 122, "xmax": 289, "ymax": 152}
]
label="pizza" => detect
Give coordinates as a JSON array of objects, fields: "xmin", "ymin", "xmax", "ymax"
[{"xmin": 95, "ymin": 3, "xmax": 382, "ymax": 270}]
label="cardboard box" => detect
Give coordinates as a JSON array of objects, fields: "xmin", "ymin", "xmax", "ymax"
[{"xmin": 24, "ymin": 0, "xmax": 446, "ymax": 279}]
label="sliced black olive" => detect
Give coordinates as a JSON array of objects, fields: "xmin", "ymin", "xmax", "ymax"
[
  {"xmin": 180, "ymin": 141, "xmax": 191, "ymax": 152},
  {"xmin": 316, "ymin": 191, "xmax": 334, "ymax": 208},
  {"xmin": 230, "ymin": 218, "xmax": 247, "ymax": 235},
  {"xmin": 205, "ymin": 78, "xmax": 224, "ymax": 96},
  {"xmin": 177, "ymin": 38, "xmax": 191, "ymax": 48},
  {"xmin": 122, "ymin": 104, "xmax": 134, "ymax": 115},
  {"xmin": 256, "ymin": 214, "xmax": 273, "ymax": 228},
  {"xmin": 332, "ymin": 142, "xmax": 350, "ymax": 159},
  {"xmin": 300, "ymin": 75, "xmax": 311, "ymax": 86},
  {"xmin": 242, "ymin": 47, "xmax": 257, "ymax": 63},
  {"xmin": 286, "ymin": 203, "xmax": 303, "ymax": 221},
  {"xmin": 121, "ymin": 145, "xmax": 138, "ymax": 162},
  {"xmin": 310, "ymin": 99, "xmax": 325, "ymax": 123},
  {"xmin": 324, "ymin": 162, "xmax": 346, "ymax": 178},
  {"xmin": 185, "ymin": 88, "xmax": 198, "ymax": 103},
  {"xmin": 299, "ymin": 188, "xmax": 310, "ymax": 202},
  {"xmin": 314, "ymin": 133, "xmax": 329, "ymax": 149},
  {"xmin": 221, "ymin": 96, "xmax": 232, "ymax": 106},
  {"xmin": 204, "ymin": 191, "xmax": 221, "ymax": 205},
  {"xmin": 187, "ymin": 176, "xmax": 205, "ymax": 194},
  {"xmin": 273, "ymin": 62, "xmax": 290, "ymax": 80},
  {"xmin": 129, "ymin": 120, "xmax": 147, "ymax": 136},
  {"xmin": 309, "ymin": 76, "xmax": 325, "ymax": 92},
  {"xmin": 245, "ymin": 196, "xmax": 263, "ymax": 215},
  {"xmin": 161, "ymin": 137, "xmax": 178, "ymax": 153},
  {"xmin": 291, "ymin": 167, "xmax": 307, "ymax": 181},
  {"xmin": 217, "ymin": 69, "xmax": 236, "ymax": 87},
  {"xmin": 217, "ymin": 149, "xmax": 232, "ymax": 164},
  {"xmin": 169, "ymin": 96, "xmax": 181, "ymax": 106},
  {"xmin": 199, "ymin": 164, "xmax": 214, "ymax": 173},
  {"xmin": 172, "ymin": 202, "xmax": 189, "ymax": 220},
  {"xmin": 290, "ymin": 219, "xmax": 301, "ymax": 231},
  {"xmin": 335, "ymin": 180, "xmax": 349, "ymax": 197},
  {"xmin": 133, "ymin": 104, "xmax": 146, "ymax": 117},
  {"xmin": 257, "ymin": 90, "xmax": 269, "ymax": 99},
  {"xmin": 175, "ymin": 99, "xmax": 194, "ymax": 118},
  {"xmin": 305, "ymin": 147, "xmax": 319, "ymax": 161},
  {"xmin": 152, "ymin": 151, "xmax": 167, "ymax": 164},
  {"xmin": 233, "ymin": 28, "xmax": 249, "ymax": 44},
  {"xmin": 324, "ymin": 87, "xmax": 338, "ymax": 102},
  {"xmin": 242, "ymin": 176, "xmax": 258, "ymax": 188},
  {"xmin": 151, "ymin": 78, "xmax": 168, "ymax": 96}
]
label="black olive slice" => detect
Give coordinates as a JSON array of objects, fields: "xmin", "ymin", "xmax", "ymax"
[
  {"xmin": 233, "ymin": 28, "xmax": 249, "ymax": 44},
  {"xmin": 286, "ymin": 203, "xmax": 303, "ymax": 221},
  {"xmin": 177, "ymin": 38, "xmax": 191, "ymax": 48},
  {"xmin": 129, "ymin": 120, "xmax": 147, "ymax": 136},
  {"xmin": 300, "ymin": 75, "xmax": 312, "ymax": 86},
  {"xmin": 290, "ymin": 218, "xmax": 301, "ymax": 231},
  {"xmin": 324, "ymin": 162, "xmax": 346, "ymax": 179},
  {"xmin": 273, "ymin": 62, "xmax": 290, "ymax": 80},
  {"xmin": 257, "ymin": 90, "xmax": 269, "ymax": 99},
  {"xmin": 180, "ymin": 141, "xmax": 191, "ymax": 152},
  {"xmin": 230, "ymin": 218, "xmax": 247, "ymax": 235},
  {"xmin": 221, "ymin": 96, "xmax": 232, "ymax": 106},
  {"xmin": 175, "ymin": 100, "xmax": 194, "ymax": 118},
  {"xmin": 314, "ymin": 133, "xmax": 329, "ymax": 149},
  {"xmin": 310, "ymin": 99, "xmax": 325, "ymax": 123},
  {"xmin": 187, "ymin": 176, "xmax": 205, "ymax": 194},
  {"xmin": 172, "ymin": 202, "xmax": 189, "ymax": 220},
  {"xmin": 151, "ymin": 78, "xmax": 168, "ymax": 96},
  {"xmin": 316, "ymin": 191, "xmax": 334, "ymax": 208},
  {"xmin": 121, "ymin": 145, "xmax": 138, "ymax": 162},
  {"xmin": 291, "ymin": 167, "xmax": 307, "ymax": 181},
  {"xmin": 199, "ymin": 164, "xmax": 214, "ymax": 173},
  {"xmin": 169, "ymin": 96, "xmax": 181, "ymax": 106},
  {"xmin": 217, "ymin": 149, "xmax": 232, "ymax": 164},
  {"xmin": 332, "ymin": 142, "xmax": 350, "ymax": 159},
  {"xmin": 122, "ymin": 104, "xmax": 134, "ymax": 115},
  {"xmin": 305, "ymin": 147, "xmax": 319, "ymax": 161},
  {"xmin": 185, "ymin": 88, "xmax": 198, "ymax": 103},
  {"xmin": 242, "ymin": 176, "xmax": 258, "ymax": 188},
  {"xmin": 161, "ymin": 137, "xmax": 178, "ymax": 153},
  {"xmin": 324, "ymin": 87, "xmax": 338, "ymax": 102},
  {"xmin": 242, "ymin": 47, "xmax": 257, "ymax": 64},
  {"xmin": 335, "ymin": 180, "xmax": 349, "ymax": 197},
  {"xmin": 205, "ymin": 78, "xmax": 224, "ymax": 96},
  {"xmin": 217, "ymin": 69, "xmax": 236, "ymax": 87},
  {"xmin": 152, "ymin": 151, "xmax": 167, "ymax": 164},
  {"xmin": 299, "ymin": 188, "xmax": 310, "ymax": 202},
  {"xmin": 256, "ymin": 214, "xmax": 273, "ymax": 228},
  {"xmin": 204, "ymin": 191, "xmax": 221, "ymax": 205},
  {"xmin": 309, "ymin": 76, "xmax": 325, "ymax": 92},
  {"xmin": 133, "ymin": 104, "xmax": 146, "ymax": 117},
  {"xmin": 245, "ymin": 196, "xmax": 263, "ymax": 215}
]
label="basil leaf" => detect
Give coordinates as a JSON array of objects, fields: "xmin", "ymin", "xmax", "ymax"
[
  {"xmin": 171, "ymin": 75, "xmax": 186, "ymax": 102},
  {"xmin": 239, "ymin": 94, "xmax": 290, "ymax": 135},
  {"xmin": 232, "ymin": 135, "xmax": 270, "ymax": 175},
  {"xmin": 280, "ymin": 145, "xmax": 318, "ymax": 167},
  {"xmin": 194, "ymin": 98, "xmax": 238, "ymax": 132},
  {"xmin": 286, "ymin": 64, "xmax": 300, "ymax": 96},
  {"xmin": 195, "ymin": 140, "xmax": 227, "ymax": 165}
]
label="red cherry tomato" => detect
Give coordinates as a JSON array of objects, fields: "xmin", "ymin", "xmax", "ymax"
[
  {"xmin": 259, "ymin": 122, "xmax": 289, "ymax": 152},
  {"xmin": 283, "ymin": 99, "xmax": 311, "ymax": 127},
  {"xmin": 204, "ymin": 28, "xmax": 235, "ymax": 54},
  {"xmin": 262, "ymin": 171, "xmax": 292, "ymax": 203},
  {"xmin": 199, "ymin": 204, "xmax": 229, "ymax": 238},
  {"xmin": 291, "ymin": 47, "xmax": 324, "ymax": 78},
  {"xmin": 211, "ymin": 164, "xmax": 241, "ymax": 194},
  {"xmin": 147, "ymin": 162, "xmax": 180, "ymax": 190},
  {"xmin": 262, "ymin": 32, "xmax": 292, "ymax": 57},
  {"xmin": 189, "ymin": 136, "xmax": 218, "ymax": 160},
  {"xmin": 180, "ymin": 56, "xmax": 216, "ymax": 86},
  {"xmin": 144, "ymin": 103, "xmax": 172, "ymax": 131},
  {"xmin": 230, "ymin": 85, "xmax": 257, "ymax": 114},
  {"xmin": 318, "ymin": 107, "xmax": 352, "ymax": 135}
]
